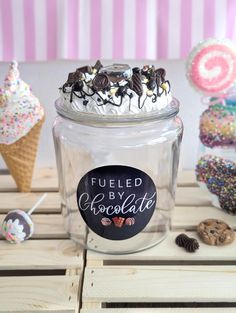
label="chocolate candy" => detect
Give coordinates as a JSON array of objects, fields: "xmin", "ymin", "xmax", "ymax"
[
  {"xmin": 175, "ymin": 233, "xmax": 199, "ymax": 252},
  {"xmin": 93, "ymin": 60, "xmax": 103, "ymax": 72},
  {"xmin": 156, "ymin": 68, "xmax": 166, "ymax": 81},
  {"xmin": 76, "ymin": 65, "xmax": 93, "ymax": 74},
  {"xmin": 92, "ymin": 73, "xmax": 110, "ymax": 91},
  {"xmin": 147, "ymin": 78, "xmax": 157, "ymax": 91},
  {"xmin": 66, "ymin": 71, "xmax": 83, "ymax": 84},
  {"xmin": 131, "ymin": 70, "xmax": 143, "ymax": 96}
]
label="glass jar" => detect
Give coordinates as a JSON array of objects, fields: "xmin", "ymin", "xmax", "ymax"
[{"xmin": 53, "ymin": 98, "xmax": 183, "ymax": 254}]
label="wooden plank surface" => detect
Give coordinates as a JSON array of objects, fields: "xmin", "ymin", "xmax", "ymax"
[
  {"xmin": 175, "ymin": 187, "xmax": 212, "ymax": 207},
  {"xmin": 81, "ymin": 309, "xmax": 236, "ymax": 313},
  {"xmin": 0, "ymin": 275, "xmax": 79, "ymax": 313},
  {"xmin": 0, "ymin": 214, "xmax": 67, "ymax": 239},
  {"xmin": 83, "ymin": 266, "xmax": 236, "ymax": 303},
  {"xmin": 172, "ymin": 206, "xmax": 236, "ymax": 230},
  {"xmin": 86, "ymin": 232, "xmax": 236, "ymax": 264},
  {"xmin": 0, "ymin": 192, "xmax": 61, "ymax": 213},
  {"xmin": 0, "ymin": 168, "xmax": 196, "ymax": 191},
  {"xmin": 0, "ymin": 240, "xmax": 82, "ymax": 270},
  {"xmin": 0, "ymin": 167, "xmax": 58, "ymax": 192},
  {"xmin": 177, "ymin": 170, "xmax": 197, "ymax": 187}
]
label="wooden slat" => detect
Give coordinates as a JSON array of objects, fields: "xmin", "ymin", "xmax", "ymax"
[
  {"xmin": 83, "ymin": 266, "xmax": 236, "ymax": 303},
  {"xmin": 0, "ymin": 167, "xmax": 58, "ymax": 192},
  {"xmin": 175, "ymin": 187, "xmax": 212, "ymax": 206},
  {"xmin": 0, "ymin": 192, "xmax": 61, "ymax": 213},
  {"xmin": 0, "ymin": 214, "xmax": 84, "ymax": 239},
  {"xmin": 172, "ymin": 206, "xmax": 236, "ymax": 230},
  {"xmin": 86, "ymin": 231, "xmax": 236, "ymax": 265},
  {"xmin": 0, "ymin": 168, "xmax": 196, "ymax": 192},
  {"xmin": 177, "ymin": 170, "xmax": 198, "ymax": 187},
  {"xmin": 81, "ymin": 309, "xmax": 236, "ymax": 313},
  {"xmin": 0, "ymin": 275, "xmax": 79, "ymax": 313},
  {"xmin": 0, "ymin": 240, "xmax": 83, "ymax": 270},
  {"xmin": 0, "ymin": 214, "xmax": 67, "ymax": 239}
]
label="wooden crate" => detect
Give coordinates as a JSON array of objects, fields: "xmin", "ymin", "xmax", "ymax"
[
  {"xmin": 0, "ymin": 168, "xmax": 236, "ymax": 313},
  {"xmin": 0, "ymin": 168, "xmax": 83, "ymax": 313},
  {"xmin": 81, "ymin": 171, "xmax": 236, "ymax": 312}
]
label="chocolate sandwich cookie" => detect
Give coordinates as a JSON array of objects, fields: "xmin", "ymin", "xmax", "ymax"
[{"xmin": 197, "ymin": 219, "xmax": 235, "ymax": 246}]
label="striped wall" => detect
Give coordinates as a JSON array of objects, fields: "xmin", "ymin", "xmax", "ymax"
[{"xmin": 0, "ymin": 0, "xmax": 235, "ymax": 61}]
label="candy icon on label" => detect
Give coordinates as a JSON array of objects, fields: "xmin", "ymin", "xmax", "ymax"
[
  {"xmin": 101, "ymin": 217, "xmax": 112, "ymax": 226},
  {"xmin": 77, "ymin": 165, "xmax": 157, "ymax": 240},
  {"xmin": 125, "ymin": 217, "xmax": 135, "ymax": 226}
]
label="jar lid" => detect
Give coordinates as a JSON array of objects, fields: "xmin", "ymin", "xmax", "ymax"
[
  {"xmin": 56, "ymin": 61, "xmax": 179, "ymax": 124},
  {"xmin": 55, "ymin": 97, "xmax": 180, "ymax": 125}
]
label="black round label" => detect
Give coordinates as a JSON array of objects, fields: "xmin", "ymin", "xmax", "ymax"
[{"xmin": 77, "ymin": 165, "xmax": 157, "ymax": 240}]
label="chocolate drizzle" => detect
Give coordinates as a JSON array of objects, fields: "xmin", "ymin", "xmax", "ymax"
[{"xmin": 61, "ymin": 61, "xmax": 171, "ymax": 110}]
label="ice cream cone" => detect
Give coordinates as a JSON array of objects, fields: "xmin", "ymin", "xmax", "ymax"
[
  {"xmin": 0, "ymin": 117, "xmax": 45, "ymax": 192},
  {"xmin": 0, "ymin": 61, "xmax": 45, "ymax": 192}
]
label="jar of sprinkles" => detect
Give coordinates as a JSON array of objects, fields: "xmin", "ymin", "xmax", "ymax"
[{"xmin": 53, "ymin": 61, "xmax": 183, "ymax": 254}]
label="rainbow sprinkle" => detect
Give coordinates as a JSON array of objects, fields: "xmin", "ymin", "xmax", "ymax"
[
  {"xmin": 199, "ymin": 104, "xmax": 236, "ymax": 148},
  {"xmin": 196, "ymin": 155, "xmax": 236, "ymax": 215},
  {"xmin": 0, "ymin": 61, "xmax": 44, "ymax": 145}
]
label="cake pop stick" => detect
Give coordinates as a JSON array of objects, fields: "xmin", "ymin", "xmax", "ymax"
[{"xmin": 1, "ymin": 193, "xmax": 47, "ymax": 243}]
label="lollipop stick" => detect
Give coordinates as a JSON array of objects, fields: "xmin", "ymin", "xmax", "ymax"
[{"xmin": 27, "ymin": 193, "xmax": 47, "ymax": 215}]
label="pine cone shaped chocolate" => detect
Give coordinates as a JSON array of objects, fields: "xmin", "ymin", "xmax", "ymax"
[
  {"xmin": 185, "ymin": 238, "xmax": 199, "ymax": 253},
  {"xmin": 175, "ymin": 233, "xmax": 189, "ymax": 247},
  {"xmin": 175, "ymin": 233, "xmax": 199, "ymax": 253},
  {"xmin": 131, "ymin": 69, "xmax": 143, "ymax": 96}
]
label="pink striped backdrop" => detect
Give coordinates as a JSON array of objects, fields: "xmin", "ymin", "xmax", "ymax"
[{"xmin": 0, "ymin": 0, "xmax": 236, "ymax": 62}]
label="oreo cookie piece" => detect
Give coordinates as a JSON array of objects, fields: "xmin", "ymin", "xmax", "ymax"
[{"xmin": 93, "ymin": 73, "xmax": 110, "ymax": 91}]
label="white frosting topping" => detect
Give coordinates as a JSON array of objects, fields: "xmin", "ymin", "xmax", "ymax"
[{"xmin": 58, "ymin": 63, "xmax": 173, "ymax": 116}]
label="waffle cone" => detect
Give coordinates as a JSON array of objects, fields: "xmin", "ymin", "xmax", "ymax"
[{"xmin": 0, "ymin": 117, "xmax": 45, "ymax": 192}]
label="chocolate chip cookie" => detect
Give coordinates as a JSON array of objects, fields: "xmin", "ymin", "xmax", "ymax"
[{"xmin": 197, "ymin": 219, "xmax": 235, "ymax": 246}]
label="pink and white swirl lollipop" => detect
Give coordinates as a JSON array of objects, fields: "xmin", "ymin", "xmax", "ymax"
[{"xmin": 187, "ymin": 38, "xmax": 236, "ymax": 95}]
